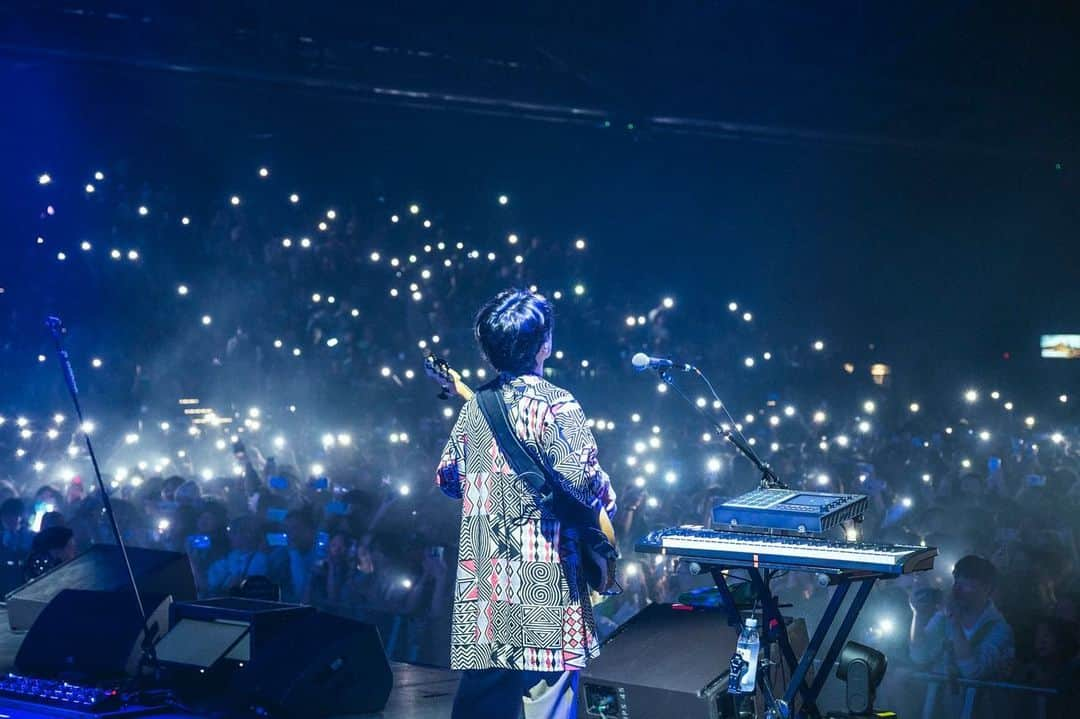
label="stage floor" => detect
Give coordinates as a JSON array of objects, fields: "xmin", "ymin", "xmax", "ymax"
[{"xmin": 0, "ymin": 606, "xmax": 461, "ymax": 718}]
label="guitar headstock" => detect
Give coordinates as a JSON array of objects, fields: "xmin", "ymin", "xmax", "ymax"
[{"xmin": 423, "ymin": 353, "xmax": 475, "ymax": 401}]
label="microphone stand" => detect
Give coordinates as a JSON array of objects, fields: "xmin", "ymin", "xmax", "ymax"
[
  {"xmin": 654, "ymin": 366, "xmax": 788, "ymax": 490},
  {"xmin": 45, "ymin": 317, "xmax": 161, "ymax": 681}
]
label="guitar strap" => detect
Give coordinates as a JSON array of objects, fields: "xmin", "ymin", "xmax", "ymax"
[{"xmin": 475, "ymin": 384, "xmax": 558, "ymax": 510}]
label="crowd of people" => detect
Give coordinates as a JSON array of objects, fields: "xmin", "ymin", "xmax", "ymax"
[{"xmin": 1, "ymin": 159, "xmax": 1077, "ymax": 712}]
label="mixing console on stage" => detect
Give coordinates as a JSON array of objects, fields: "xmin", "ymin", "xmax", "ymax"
[{"xmin": 0, "ymin": 673, "xmax": 162, "ymax": 717}]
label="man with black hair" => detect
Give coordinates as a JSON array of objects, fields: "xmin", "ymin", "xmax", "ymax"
[
  {"xmin": 910, "ymin": 555, "xmax": 1016, "ymax": 716},
  {"xmin": 437, "ymin": 288, "xmax": 616, "ymax": 719}
]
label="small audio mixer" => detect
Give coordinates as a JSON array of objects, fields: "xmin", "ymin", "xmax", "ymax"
[{"xmin": 712, "ymin": 488, "xmax": 867, "ymax": 533}]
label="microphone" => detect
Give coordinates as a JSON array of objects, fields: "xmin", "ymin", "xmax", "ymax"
[{"xmin": 631, "ymin": 352, "xmax": 695, "ymax": 372}]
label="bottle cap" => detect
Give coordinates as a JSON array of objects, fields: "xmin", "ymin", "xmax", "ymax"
[{"xmin": 745, "ymin": 617, "xmax": 758, "ymax": 628}]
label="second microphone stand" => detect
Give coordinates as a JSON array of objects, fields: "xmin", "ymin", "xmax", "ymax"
[{"xmin": 654, "ymin": 366, "xmax": 787, "ymax": 490}]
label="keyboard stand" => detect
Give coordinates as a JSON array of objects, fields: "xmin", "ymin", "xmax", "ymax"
[{"xmin": 702, "ymin": 564, "xmax": 880, "ymax": 719}]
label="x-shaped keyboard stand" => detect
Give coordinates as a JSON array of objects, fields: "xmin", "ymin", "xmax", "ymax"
[{"xmin": 702, "ymin": 563, "xmax": 881, "ymax": 719}]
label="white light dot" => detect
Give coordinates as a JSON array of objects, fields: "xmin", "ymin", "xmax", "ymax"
[
  {"xmin": 656, "ymin": 383, "xmax": 668, "ymax": 394},
  {"xmin": 127, "ymin": 249, "xmax": 139, "ymax": 261},
  {"xmin": 1060, "ymin": 394, "xmax": 1069, "ymax": 403},
  {"xmin": 80, "ymin": 241, "xmax": 91, "ymax": 251},
  {"xmin": 230, "ymin": 195, "xmax": 240, "ymax": 206},
  {"xmin": 91, "ymin": 357, "xmax": 102, "ymax": 368},
  {"xmin": 85, "ymin": 183, "xmax": 95, "ymax": 193},
  {"xmin": 201, "ymin": 315, "xmax": 212, "ymax": 325},
  {"xmin": 813, "ymin": 340, "xmax": 825, "ymax": 351},
  {"xmin": 318, "ymin": 222, "xmax": 328, "ymax": 231},
  {"xmin": 273, "ymin": 339, "xmax": 283, "ymax": 348},
  {"xmin": 282, "ymin": 238, "xmax": 292, "ymax": 248},
  {"xmin": 863, "ymin": 400, "xmax": 876, "ymax": 414},
  {"xmin": 812, "ymin": 411, "xmax": 826, "ymax": 424},
  {"xmin": 289, "ymin": 193, "xmax": 299, "ymax": 203},
  {"xmin": 964, "ymin": 389, "xmax": 978, "ymax": 403},
  {"xmin": 744, "ymin": 357, "xmax": 755, "ymax": 368},
  {"xmin": 728, "ymin": 302, "xmax": 738, "ymax": 312},
  {"xmin": 573, "ymin": 284, "xmax": 585, "ymax": 296},
  {"xmin": 326, "ymin": 337, "xmax": 339, "ymax": 348},
  {"xmin": 858, "ymin": 420, "xmax": 871, "ymax": 433},
  {"xmin": 56, "ymin": 252, "xmax": 66, "ymax": 261},
  {"xmin": 742, "ymin": 312, "xmax": 752, "ymax": 322},
  {"xmin": 783, "ymin": 405, "xmax": 796, "ymax": 417},
  {"xmin": 409, "ymin": 204, "xmax": 420, "ymax": 214},
  {"xmin": 258, "ymin": 167, "xmax": 269, "ymax": 177},
  {"xmin": 138, "ymin": 206, "xmax": 148, "ymax": 216},
  {"xmin": 762, "ymin": 352, "xmax": 772, "ymax": 360},
  {"xmin": 1051, "ymin": 432, "xmax": 1064, "ymax": 444},
  {"xmin": 181, "ymin": 216, "xmax": 190, "ymax": 225},
  {"xmin": 1024, "ymin": 416, "xmax": 1035, "ymax": 427},
  {"xmin": 909, "ymin": 402, "xmax": 920, "ymax": 413},
  {"xmin": 38, "ymin": 173, "xmax": 51, "ymax": 185},
  {"xmin": 575, "ymin": 238, "xmax": 586, "ymax": 250},
  {"xmin": 300, "ymin": 237, "xmax": 311, "ymax": 248},
  {"xmin": 292, "ymin": 347, "xmax": 302, "ymax": 357}
]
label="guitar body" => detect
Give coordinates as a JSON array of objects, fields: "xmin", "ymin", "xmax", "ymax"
[{"xmin": 424, "ymin": 353, "xmax": 620, "ymax": 594}]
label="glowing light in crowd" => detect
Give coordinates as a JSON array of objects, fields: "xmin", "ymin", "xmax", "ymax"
[{"xmin": 964, "ymin": 389, "xmax": 978, "ymax": 403}]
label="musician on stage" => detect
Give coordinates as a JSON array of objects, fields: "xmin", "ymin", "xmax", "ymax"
[{"xmin": 436, "ymin": 288, "xmax": 617, "ymax": 719}]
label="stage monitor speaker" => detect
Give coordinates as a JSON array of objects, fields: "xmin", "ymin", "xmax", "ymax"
[
  {"xmin": 5, "ymin": 545, "xmax": 197, "ymax": 630},
  {"xmin": 230, "ymin": 611, "xmax": 393, "ymax": 718},
  {"xmin": 578, "ymin": 603, "xmax": 809, "ymax": 719},
  {"xmin": 14, "ymin": 589, "xmax": 172, "ymax": 679}
]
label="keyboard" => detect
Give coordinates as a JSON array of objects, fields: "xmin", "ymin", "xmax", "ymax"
[{"xmin": 636, "ymin": 526, "xmax": 937, "ymax": 576}]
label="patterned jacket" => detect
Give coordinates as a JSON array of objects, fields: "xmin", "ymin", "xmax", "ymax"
[{"xmin": 436, "ymin": 373, "xmax": 616, "ymax": 672}]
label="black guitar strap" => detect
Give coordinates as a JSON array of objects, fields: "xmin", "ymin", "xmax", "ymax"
[{"xmin": 475, "ymin": 385, "xmax": 556, "ymax": 508}]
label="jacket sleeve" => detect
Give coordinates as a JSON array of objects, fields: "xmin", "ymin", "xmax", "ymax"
[
  {"xmin": 435, "ymin": 405, "xmax": 467, "ymax": 499},
  {"xmin": 909, "ymin": 610, "xmax": 947, "ymax": 666},
  {"xmin": 540, "ymin": 394, "xmax": 617, "ymax": 515}
]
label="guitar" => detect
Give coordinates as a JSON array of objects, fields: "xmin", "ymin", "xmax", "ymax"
[{"xmin": 424, "ymin": 353, "xmax": 620, "ymax": 594}]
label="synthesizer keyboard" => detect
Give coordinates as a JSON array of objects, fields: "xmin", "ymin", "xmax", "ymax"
[{"xmin": 636, "ymin": 526, "xmax": 937, "ymax": 576}]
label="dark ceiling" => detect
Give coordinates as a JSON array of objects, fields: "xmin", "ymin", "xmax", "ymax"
[{"xmin": 2, "ymin": 1, "xmax": 1077, "ymax": 156}]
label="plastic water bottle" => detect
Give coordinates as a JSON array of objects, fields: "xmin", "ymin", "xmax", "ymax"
[{"xmin": 736, "ymin": 617, "xmax": 761, "ymax": 694}]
